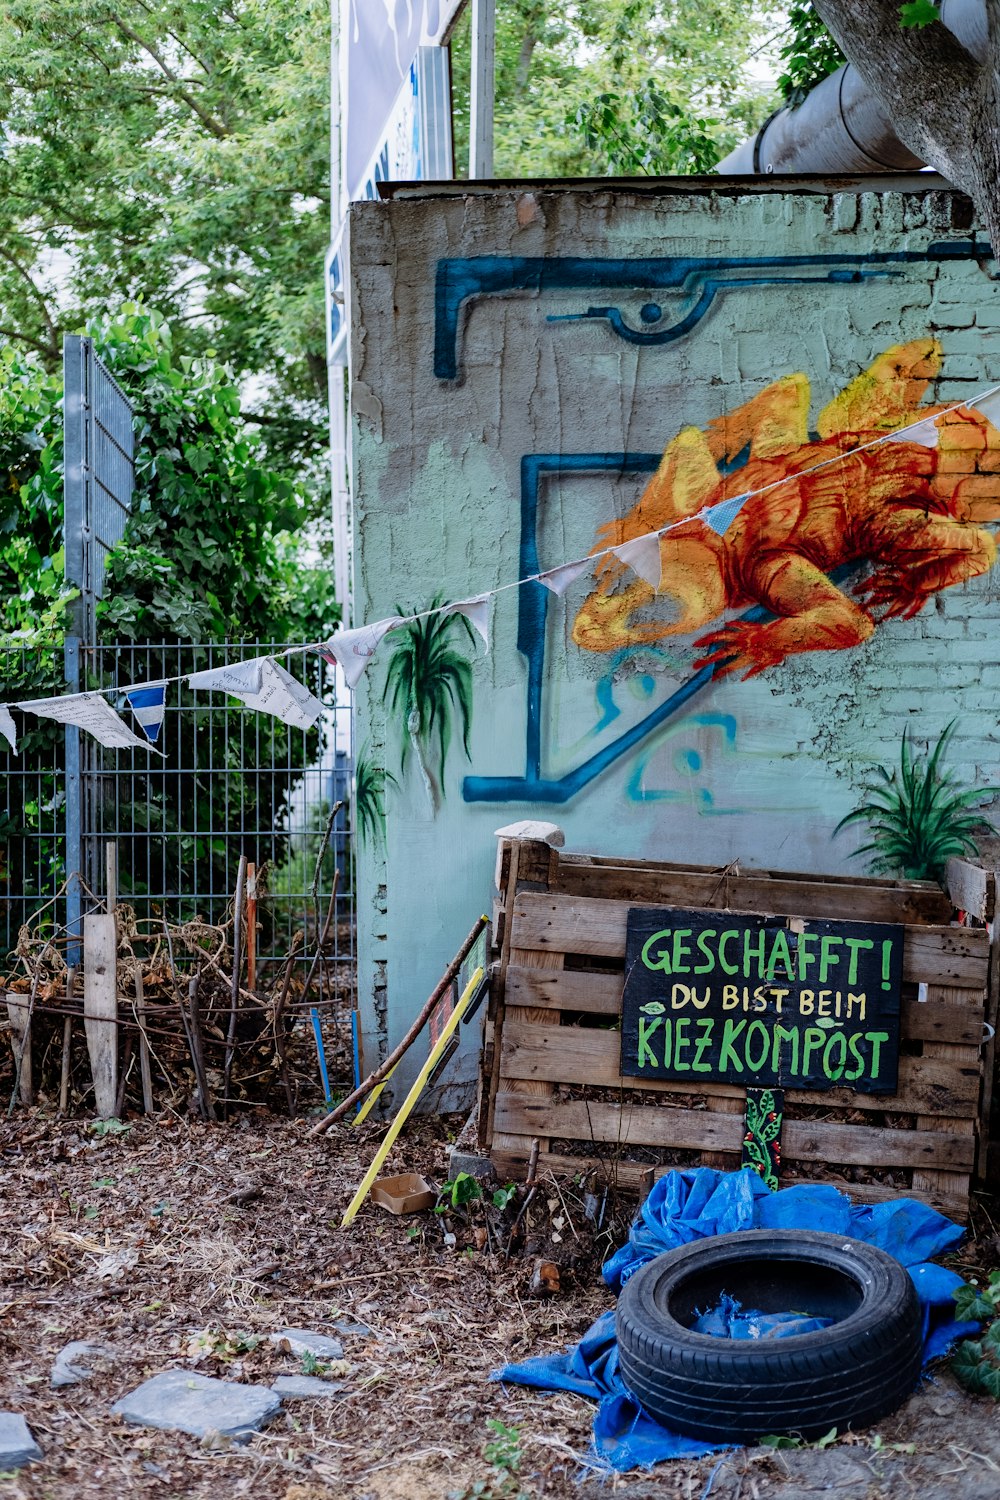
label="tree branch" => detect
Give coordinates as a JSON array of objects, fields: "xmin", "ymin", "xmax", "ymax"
[
  {"xmin": 0, "ymin": 246, "xmax": 59, "ymax": 345},
  {"xmin": 110, "ymin": 15, "xmax": 230, "ymax": 137}
]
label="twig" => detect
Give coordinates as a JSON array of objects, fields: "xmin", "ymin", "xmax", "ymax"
[{"xmin": 224, "ymin": 854, "xmax": 247, "ymax": 1121}]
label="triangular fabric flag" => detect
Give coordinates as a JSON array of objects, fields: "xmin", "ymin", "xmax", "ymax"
[
  {"xmin": 443, "ymin": 593, "xmax": 490, "ymax": 650},
  {"xmin": 125, "ymin": 682, "xmax": 167, "ymax": 745},
  {"xmin": 893, "ymin": 415, "xmax": 940, "ymax": 448},
  {"xmin": 973, "ymin": 389, "xmax": 1000, "ymax": 428},
  {"xmin": 537, "ymin": 557, "xmax": 592, "ymax": 597},
  {"xmin": 233, "ymin": 659, "xmax": 324, "ymax": 729},
  {"xmin": 16, "ymin": 691, "xmax": 154, "ymax": 752},
  {"xmin": 702, "ymin": 493, "xmax": 750, "ymax": 536},
  {"xmin": 0, "ymin": 706, "xmax": 17, "ymax": 754},
  {"xmin": 612, "ymin": 532, "xmax": 663, "ymax": 590},
  {"xmin": 323, "ymin": 618, "xmax": 401, "ymax": 689},
  {"xmin": 187, "ymin": 657, "xmax": 267, "ymax": 696}
]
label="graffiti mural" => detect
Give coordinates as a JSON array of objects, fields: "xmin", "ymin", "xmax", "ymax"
[
  {"xmin": 465, "ymin": 338, "xmax": 1000, "ymax": 806},
  {"xmin": 383, "ymin": 606, "xmax": 475, "ymax": 813}
]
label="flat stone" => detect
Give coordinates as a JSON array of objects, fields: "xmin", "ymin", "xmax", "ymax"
[
  {"xmin": 268, "ymin": 1329, "xmax": 344, "ymax": 1360},
  {"xmin": 270, "ymin": 1375, "xmax": 347, "ymax": 1399},
  {"xmin": 331, "ymin": 1318, "xmax": 373, "ymax": 1338},
  {"xmin": 0, "ymin": 1412, "xmax": 42, "ymax": 1468},
  {"xmin": 111, "ymin": 1370, "xmax": 281, "ymax": 1440},
  {"xmin": 51, "ymin": 1340, "xmax": 112, "ymax": 1388}
]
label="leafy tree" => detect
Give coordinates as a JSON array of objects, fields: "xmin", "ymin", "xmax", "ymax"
[
  {"xmin": 451, "ymin": 0, "xmax": 784, "ymax": 177},
  {"xmin": 0, "ymin": 306, "xmax": 338, "ymax": 939},
  {"xmin": 776, "ymin": 3, "xmax": 844, "ymax": 106},
  {"xmin": 0, "ymin": 0, "xmax": 329, "ymax": 481}
]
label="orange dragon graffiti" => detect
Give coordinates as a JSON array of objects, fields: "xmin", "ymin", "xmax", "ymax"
[{"xmin": 573, "ymin": 339, "xmax": 1000, "ymax": 679}]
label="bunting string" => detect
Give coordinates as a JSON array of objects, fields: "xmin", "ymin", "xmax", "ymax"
[{"xmin": 3, "ymin": 378, "xmax": 1000, "ymax": 755}]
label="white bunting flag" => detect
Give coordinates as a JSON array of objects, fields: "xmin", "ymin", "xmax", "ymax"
[
  {"xmin": 612, "ymin": 532, "xmax": 663, "ymax": 590},
  {"xmin": 16, "ymin": 692, "xmax": 154, "ymax": 752},
  {"xmin": 187, "ymin": 657, "xmax": 267, "ymax": 696},
  {"xmin": 974, "ymin": 388, "xmax": 1000, "ymax": 429},
  {"xmin": 894, "ymin": 415, "xmax": 940, "ymax": 448},
  {"xmin": 324, "ymin": 618, "xmax": 401, "ymax": 689},
  {"xmin": 0, "ymin": 706, "xmax": 17, "ymax": 754},
  {"xmin": 125, "ymin": 682, "xmax": 167, "ymax": 744},
  {"xmin": 233, "ymin": 659, "xmax": 324, "ymax": 729},
  {"xmin": 443, "ymin": 593, "xmax": 490, "ymax": 650},
  {"xmin": 702, "ymin": 493, "xmax": 750, "ymax": 536},
  {"xmin": 537, "ymin": 557, "xmax": 592, "ymax": 597}
]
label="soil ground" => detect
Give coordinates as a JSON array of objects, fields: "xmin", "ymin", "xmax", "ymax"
[{"xmin": 1, "ymin": 1110, "xmax": 999, "ymax": 1500}]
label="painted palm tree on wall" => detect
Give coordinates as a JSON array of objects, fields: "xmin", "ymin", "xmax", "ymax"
[{"xmin": 383, "ymin": 601, "xmax": 475, "ymax": 814}]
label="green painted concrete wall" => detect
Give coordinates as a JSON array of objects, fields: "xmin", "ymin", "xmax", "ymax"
[{"xmin": 348, "ymin": 181, "xmax": 1000, "ymax": 1102}]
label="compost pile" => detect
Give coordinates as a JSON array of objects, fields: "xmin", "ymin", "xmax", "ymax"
[{"xmin": 2, "ymin": 902, "xmax": 351, "ymax": 1118}]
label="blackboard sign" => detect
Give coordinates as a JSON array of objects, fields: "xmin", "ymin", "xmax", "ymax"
[{"xmin": 621, "ymin": 907, "xmax": 903, "ymax": 1094}]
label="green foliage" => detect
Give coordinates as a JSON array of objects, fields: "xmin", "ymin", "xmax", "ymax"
[
  {"xmin": 952, "ymin": 1272, "xmax": 1000, "ymax": 1400},
  {"xmin": 482, "ymin": 1419, "xmax": 521, "ymax": 1474},
  {"xmin": 383, "ymin": 603, "xmax": 474, "ymax": 809},
  {"xmin": 0, "ymin": 0, "xmax": 330, "ymax": 482},
  {"xmin": 834, "ymin": 723, "xmax": 993, "ymax": 882},
  {"xmin": 899, "ymin": 1, "xmax": 942, "ymax": 27},
  {"xmin": 761, "ymin": 1427, "xmax": 838, "ymax": 1450},
  {"xmin": 492, "ymin": 1184, "xmax": 518, "ymax": 1211},
  {"xmin": 777, "ymin": 4, "xmax": 844, "ymax": 106},
  {"xmin": 451, "ymin": 0, "xmax": 783, "ymax": 178},
  {"xmin": 437, "ymin": 1173, "xmax": 483, "ymax": 1211}
]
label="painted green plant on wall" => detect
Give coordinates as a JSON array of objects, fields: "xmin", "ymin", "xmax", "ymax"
[
  {"xmin": 383, "ymin": 602, "xmax": 475, "ymax": 814},
  {"xmin": 835, "ymin": 723, "xmax": 993, "ymax": 883},
  {"xmin": 354, "ymin": 750, "xmax": 397, "ymax": 849}
]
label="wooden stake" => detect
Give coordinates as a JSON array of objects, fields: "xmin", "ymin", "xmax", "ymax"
[
  {"xmin": 83, "ymin": 913, "xmax": 118, "ymax": 1118},
  {"xmin": 134, "ymin": 968, "xmax": 154, "ymax": 1114},
  {"xmin": 59, "ymin": 966, "xmax": 75, "ymax": 1112},
  {"xmin": 224, "ymin": 854, "xmax": 247, "ymax": 1120},
  {"xmin": 6, "ymin": 992, "xmax": 34, "ymax": 1106},
  {"xmin": 246, "ymin": 863, "xmax": 257, "ymax": 993},
  {"xmin": 187, "ymin": 974, "xmax": 216, "ymax": 1122}
]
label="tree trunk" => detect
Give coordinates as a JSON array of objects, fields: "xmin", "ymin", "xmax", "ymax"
[{"xmin": 813, "ymin": 0, "xmax": 1000, "ymax": 254}]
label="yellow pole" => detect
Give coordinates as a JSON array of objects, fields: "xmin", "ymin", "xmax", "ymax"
[
  {"xmin": 340, "ymin": 966, "xmax": 484, "ymax": 1227},
  {"xmin": 351, "ymin": 1062, "xmax": 397, "ymax": 1125}
]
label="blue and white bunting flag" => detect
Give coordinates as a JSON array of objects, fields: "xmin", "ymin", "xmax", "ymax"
[
  {"xmin": 16, "ymin": 692, "xmax": 153, "ymax": 752},
  {"xmin": 702, "ymin": 493, "xmax": 749, "ymax": 536},
  {"xmin": 125, "ymin": 682, "xmax": 167, "ymax": 744}
]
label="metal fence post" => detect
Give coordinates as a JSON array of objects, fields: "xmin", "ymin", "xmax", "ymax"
[{"xmin": 63, "ymin": 337, "xmax": 88, "ymax": 964}]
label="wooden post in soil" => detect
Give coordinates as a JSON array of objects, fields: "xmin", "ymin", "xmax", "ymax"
[
  {"xmin": 59, "ymin": 965, "xmax": 76, "ymax": 1113},
  {"xmin": 223, "ymin": 854, "xmax": 247, "ymax": 1120},
  {"xmin": 83, "ymin": 912, "xmax": 118, "ymax": 1118},
  {"xmin": 246, "ymin": 863, "xmax": 257, "ymax": 993},
  {"xmin": 134, "ymin": 968, "xmax": 155, "ymax": 1115},
  {"xmin": 6, "ymin": 992, "xmax": 33, "ymax": 1106}
]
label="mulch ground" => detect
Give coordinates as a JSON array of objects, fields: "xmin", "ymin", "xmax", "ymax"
[{"xmin": 2, "ymin": 1109, "xmax": 999, "ymax": 1500}]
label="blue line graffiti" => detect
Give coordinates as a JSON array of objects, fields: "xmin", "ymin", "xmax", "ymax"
[{"xmin": 434, "ymin": 242, "xmax": 989, "ymax": 380}]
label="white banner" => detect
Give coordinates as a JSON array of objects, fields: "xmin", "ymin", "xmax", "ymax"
[
  {"xmin": 17, "ymin": 692, "xmax": 154, "ymax": 752},
  {"xmin": 324, "ymin": 618, "xmax": 401, "ymax": 688},
  {"xmin": 187, "ymin": 658, "xmax": 267, "ymax": 696},
  {"xmin": 443, "ymin": 593, "xmax": 490, "ymax": 649},
  {"xmin": 613, "ymin": 533, "xmax": 663, "ymax": 590},
  {"xmin": 537, "ymin": 557, "xmax": 592, "ymax": 597},
  {"xmin": 0, "ymin": 705, "xmax": 17, "ymax": 754},
  {"xmin": 235, "ymin": 659, "xmax": 325, "ymax": 729}
]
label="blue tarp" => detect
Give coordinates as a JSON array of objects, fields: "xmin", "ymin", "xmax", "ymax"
[{"xmin": 495, "ymin": 1167, "xmax": 980, "ymax": 1471}]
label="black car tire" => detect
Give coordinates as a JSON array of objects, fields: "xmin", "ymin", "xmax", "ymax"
[{"xmin": 615, "ymin": 1228, "xmax": 923, "ymax": 1444}]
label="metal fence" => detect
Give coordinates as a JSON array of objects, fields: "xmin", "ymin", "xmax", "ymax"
[{"xmin": 0, "ymin": 641, "xmax": 353, "ymax": 988}]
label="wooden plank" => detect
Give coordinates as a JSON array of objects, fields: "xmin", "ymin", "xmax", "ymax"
[
  {"xmin": 493, "ymin": 1092, "xmax": 974, "ymax": 1171},
  {"xmin": 500, "ymin": 1020, "xmax": 982, "ymax": 1116},
  {"xmin": 495, "ymin": 1093, "xmax": 745, "ymax": 1152},
  {"xmin": 554, "ymin": 861, "xmax": 953, "ymax": 924},
  {"xmin": 945, "ymin": 859, "xmax": 995, "ymax": 925},
  {"xmin": 83, "ymin": 912, "xmax": 118, "ymax": 1119},
  {"xmin": 509, "ymin": 893, "xmax": 990, "ymax": 986},
  {"xmin": 505, "ymin": 966, "xmax": 985, "ymax": 1045},
  {"xmin": 488, "ymin": 1148, "xmax": 968, "ymax": 1222},
  {"xmin": 5, "ymin": 992, "xmax": 33, "ymax": 1105},
  {"xmin": 979, "ymin": 919, "xmax": 1000, "ymax": 1183},
  {"xmin": 913, "ymin": 983, "xmax": 980, "ymax": 1214}
]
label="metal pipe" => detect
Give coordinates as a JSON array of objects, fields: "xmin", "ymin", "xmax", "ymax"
[{"xmin": 717, "ymin": 0, "xmax": 986, "ymax": 176}]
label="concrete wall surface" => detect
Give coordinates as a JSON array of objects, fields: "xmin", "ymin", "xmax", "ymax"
[{"xmin": 348, "ymin": 179, "xmax": 1000, "ymax": 1100}]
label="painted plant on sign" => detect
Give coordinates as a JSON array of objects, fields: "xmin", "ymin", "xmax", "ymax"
[
  {"xmin": 383, "ymin": 602, "xmax": 475, "ymax": 813},
  {"xmin": 573, "ymin": 339, "xmax": 1000, "ymax": 677}
]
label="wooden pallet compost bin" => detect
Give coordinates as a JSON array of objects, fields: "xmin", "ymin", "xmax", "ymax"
[{"xmin": 478, "ymin": 838, "xmax": 996, "ymax": 1223}]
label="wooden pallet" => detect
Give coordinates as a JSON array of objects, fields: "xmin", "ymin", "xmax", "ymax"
[{"xmin": 480, "ymin": 841, "xmax": 990, "ymax": 1222}]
